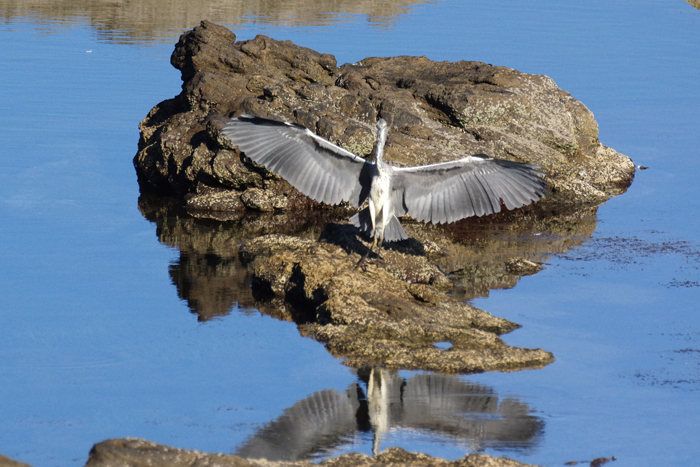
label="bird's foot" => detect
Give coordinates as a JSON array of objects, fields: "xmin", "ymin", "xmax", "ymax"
[
  {"xmin": 354, "ymin": 253, "xmax": 371, "ymax": 269},
  {"xmin": 354, "ymin": 254, "xmax": 384, "ymax": 270}
]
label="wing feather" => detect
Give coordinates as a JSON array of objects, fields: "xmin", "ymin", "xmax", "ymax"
[
  {"xmin": 472, "ymin": 172, "xmax": 494, "ymax": 216},
  {"xmin": 472, "ymin": 173, "xmax": 501, "ymax": 214},
  {"xmin": 392, "ymin": 155, "xmax": 546, "ymax": 224},
  {"xmin": 223, "ymin": 115, "xmax": 373, "ymax": 206},
  {"xmin": 315, "ymin": 169, "xmax": 331, "ymax": 203},
  {"xmin": 483, "ymin": 172, "xmax": 520, "ymax": 210},
  {"xmin": 431, "ymin": 190, "xmax": 442, "ymax": 224},
  {"xmin": 458, "ymin": 174, "xmax": 476, "ymax": 219},
  {"xmin": 445, "ymin": 182, "xmax": 458, "ymax": 223},
  {"xmin": 499, "ymin": 168, "xmax": 542, "ymax": 206}
]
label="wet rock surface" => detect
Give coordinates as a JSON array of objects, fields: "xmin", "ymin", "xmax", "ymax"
[
  {"xmin": 85, "ymin": 438, "xmax": 542, "ymax": 467},
  {"xmin": 243, "ymin": 231, "xmax": 553, "ymax": 373},
  {"xmin": 134, "ymin": 20, "xmax": 634, "ymax": 212}
]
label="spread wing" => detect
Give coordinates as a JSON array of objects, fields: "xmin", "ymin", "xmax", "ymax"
[
  {"xmin": 222, "ymin": 115, "xmax": 373, "ymax": 207},
  {"xmin": 391, "ymin": 154, "xmax": 547, "ymax": 224}
]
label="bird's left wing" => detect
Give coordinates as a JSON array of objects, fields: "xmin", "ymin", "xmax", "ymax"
[
  {"xmin": 390, "ymin": 154, "xmax": 547, "ymax": 224},
  {"xmin": 222, "ymin": 115, "xmax": 373, "ymax": 207}
]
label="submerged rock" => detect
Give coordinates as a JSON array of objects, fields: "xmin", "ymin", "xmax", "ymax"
[
  {"xmin": 85, "ymin": 438, "xmax": 542, "ymax": 467},
  {"xmin": 135, "ymin": 20, "xmax": 634, "ymax": 212}
]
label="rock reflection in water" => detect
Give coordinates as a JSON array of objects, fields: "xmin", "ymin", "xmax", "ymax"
[
  {"xmin": 169, "ymin": 252, "xmax": 253, "ymax": 321},
  {"xmin": 437, "ymin": 206, "xmax": 599, "ymax": 301},
  {"xmin": 138, "ymin": 194, "xmax": 352, "ymax": 321},
  {"xmin": 139, "ymin": 194, "xmax": 599, "ymax": 319},
  {"xmin": 236, "ymin": 368, "xmax": 543, "ymax": 461}
]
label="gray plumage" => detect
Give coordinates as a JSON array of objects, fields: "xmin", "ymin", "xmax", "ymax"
[{"xmin": 222, "ymin": 115, "xmax": 546, "ymax": 260}]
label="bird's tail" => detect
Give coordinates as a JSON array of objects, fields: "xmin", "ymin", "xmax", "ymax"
[{"xmin": 349, "ymin": 208, "xmax": 408, "ymax": 242}]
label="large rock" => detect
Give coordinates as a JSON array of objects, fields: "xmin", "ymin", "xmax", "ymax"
[{"xmin": 134, "ymin": 21, "xmax": 634, "ymax": 212}]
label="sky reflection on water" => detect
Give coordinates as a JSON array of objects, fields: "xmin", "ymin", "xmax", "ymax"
[{"xmin": 1, "ymin": 1, "xmax": 700, "ymax": 466}]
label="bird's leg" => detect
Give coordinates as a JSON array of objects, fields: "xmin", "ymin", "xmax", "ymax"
[
  {"xmin": 375, "ymin": 230, "xmax": 385, "ymax": 260},
  {"xmin": 375, "ymin": 208, "xmax": 388, "ymax": 260},
  {"xmin": 355, "ymin": 201, "xmax": 378, "ymax": 268},
  {"xmin": 355, "ymin": 233, "xmax": 376, "ymax": 268}
]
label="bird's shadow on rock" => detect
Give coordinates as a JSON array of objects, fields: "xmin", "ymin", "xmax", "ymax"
[{"xmin": 318, "ymin": 223, "xmax": 426, "ymax": 258}]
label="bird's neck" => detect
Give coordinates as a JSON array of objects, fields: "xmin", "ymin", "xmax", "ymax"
[{"xmin": 375, "ymin": 128, "xmax": 388, "ymax": 165}]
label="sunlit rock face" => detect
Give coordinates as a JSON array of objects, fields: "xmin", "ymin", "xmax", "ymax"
[{"xmin": 134, "ymin": 20, "xmax": 634, "ymax": 213}]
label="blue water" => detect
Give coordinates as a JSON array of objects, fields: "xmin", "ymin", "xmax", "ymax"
[{"xmin": 1, "ymin": 1, "xmax": 700, "ymax": 466}]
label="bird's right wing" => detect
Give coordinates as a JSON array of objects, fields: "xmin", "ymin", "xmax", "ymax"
[
  {"xmin": 391, "ymin": 154, "xmax": 547, "ymax": 224},
  {"xmin": 222, "ymin": 115, "xmax": 374, "ymax": 207}
]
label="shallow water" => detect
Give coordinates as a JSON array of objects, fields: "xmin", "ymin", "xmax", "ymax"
[{"xmin": 1, "ymin": 1, "xmax": 700, "ymax": 466}]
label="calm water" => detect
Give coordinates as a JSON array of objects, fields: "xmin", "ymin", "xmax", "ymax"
[{"xmin": 1, "ymin": 1, "xmax": 700, "ymax": 466}]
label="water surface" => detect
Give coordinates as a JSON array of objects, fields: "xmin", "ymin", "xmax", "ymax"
[{"xmin": 1, "ymin": 1, "xmax": 700, "ymax": 466}]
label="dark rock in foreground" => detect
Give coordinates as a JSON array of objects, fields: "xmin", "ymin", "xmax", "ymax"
[{"xmin": 85, "ymin": 438, "xmax": 542, "ymax": 467}]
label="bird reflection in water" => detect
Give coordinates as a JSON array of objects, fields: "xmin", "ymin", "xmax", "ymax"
[{"xmin": 235, "ymin": 368, "xmax": 543, "ymax": 461}]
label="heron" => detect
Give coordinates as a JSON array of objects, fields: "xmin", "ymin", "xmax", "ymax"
[{"xmin": 222, "ymin": 115, "xmax": 547, "ymax": 265}]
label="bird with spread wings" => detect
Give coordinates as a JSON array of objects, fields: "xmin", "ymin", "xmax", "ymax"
[{"xmin": 223, "ymin": 115, "xmax": 547, "ymax": 265}]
